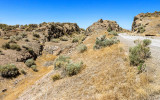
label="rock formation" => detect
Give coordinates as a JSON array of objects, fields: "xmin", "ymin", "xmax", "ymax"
[{"xmin": 132, "ymin": 11, "xmax": 160, "ymax": 35}]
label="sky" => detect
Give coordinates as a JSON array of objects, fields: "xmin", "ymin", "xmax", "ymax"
[{"xmin": 0, "ymin": 0, "xmax": 160, "ymax": 30}]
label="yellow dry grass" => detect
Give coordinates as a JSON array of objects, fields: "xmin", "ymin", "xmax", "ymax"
[
  {"xmin": 2, "ymin": 54, "xmax": 56, "ymax": 100},
  {"xmin": 47, "ymin": 31, "xmax": 158, "ymax": 100}
]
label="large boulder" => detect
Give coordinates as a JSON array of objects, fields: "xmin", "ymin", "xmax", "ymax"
[{"xmin": 132, "ymin": 11, "xmax": 160, "ymax": 35}]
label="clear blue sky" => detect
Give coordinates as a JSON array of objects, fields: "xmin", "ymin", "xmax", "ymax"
[{"xmin": 0, "ymin": 0, "xmax": 160, "ymax": 30}]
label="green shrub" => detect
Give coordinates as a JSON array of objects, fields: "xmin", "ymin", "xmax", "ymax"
[
  {"xmin": 31, "ymin": 65, "xmax": 38, "ymax": 72},
  {"xmin": 33, "ymin": 33, "xmax": 40, "ymax": 38},
  {"xmin": 138, "ymin": 26, "xmax": 145, "ymax": 33},
  {"xmin": 60, "ymin": 36, "xmax": 68, "ymax": 41},
  {"xmin": 0, "ymin": 64, "xmax": 20, "ymax": 78},
  {"xmin": 77, "ymin": 44, "xmax": 87, "ymax": 53},
  {"xmin": 52, "ymin": 73, "xmax": 61, "ymax": 81},
  {"xmin": 54, "ymin": 56, "xmax": 70, "ymax": 69},
  {"xmin": 66, "ymin": 62, "xmax": 83, "ymax": 76},
  {"xmin": 72, "ymin": 37, "xmax": 79, "ymax": 43},
  {"xmin": 93, "ymin": 35, "xmax": 119, "ymax": 49},
  {"xmin": 51, "ymin": 39, "xmax": 60, "ymax": 43},
  {"xmin": 129, "ymin": 40, "xmax": 151, "ymax": 66},
  {"xmin": 2, "ymin": 43, "xmax": 10, "ymax": 49},
  {"xmin": 25, "ymin": 59, "xmax": 35, "ymax": 67},
  {"xmin": 21, "ymin": 33, "xmax": 27, "ymax": 38},
  {"xmin": 10, "ymin": 44, "xmax": 21, "ymax": 51},
  {"xmin": 108, "ymin": 31, "xmax": 118, "ymax": 36},
  {"xmin": 143, "ymin": 39, "xmax": 151, "ymax": 46},
  {"xmin": 21, "ymin": 69, "xmax": 27, "ymax": 75}
]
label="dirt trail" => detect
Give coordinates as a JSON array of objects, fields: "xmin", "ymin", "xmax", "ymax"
[{"xmin": 118, "ymin": 33, "xmax": 160, "ymax": 99}]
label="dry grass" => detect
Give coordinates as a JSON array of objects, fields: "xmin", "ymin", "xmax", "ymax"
[{"xmin": 2, "ymin": 54, "xmax": 56, "ymax": 100}]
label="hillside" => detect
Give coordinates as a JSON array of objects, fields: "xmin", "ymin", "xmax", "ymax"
[
  {"xmin": 0, "ymin": 19, "xmax": 160, "ymax": 100},
  {"xmin": 132, "ymin": 11, "xmax": 160, "ymax": 36}
]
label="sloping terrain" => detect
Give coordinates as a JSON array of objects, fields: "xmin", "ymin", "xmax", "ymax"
[
  {"xmin": 16, "ymin": 31, "xmax": 157, "ymax": 100},
  {"xmin": 132, "ymin": 11, "xmax": 160, "ymax": 36}
]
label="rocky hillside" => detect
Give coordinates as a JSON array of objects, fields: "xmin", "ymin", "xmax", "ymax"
[
  {"xmin": 86, "ymin": 19, "xmax": 129, "ymax": 34},
  {"xmin": 132, "ymin": 11, "xmax": 160, "ymax": 35}
]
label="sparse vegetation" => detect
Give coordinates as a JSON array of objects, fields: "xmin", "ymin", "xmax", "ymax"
[
  {"xmin": 60, "ymin": 36, "xmax": 68, "ymax": 41},
  {"xmin": 54, "ymin": 56, "xmax": 70, "ymax": 69},
  {"xmin": 77, "ymin": 44, "xmax": 87, "ymax": 53},
  {"xmin": 25, "ymin": 59, "xmax": 35, "ymax": 67},
  {"xmin": 33, "ymin": 33, "xmax": 40, "ymax": 38},
  {"xmin": 0, "ymin": 64, "xmax": 20, "ymax": 78},
  {"xmin": 51, "ymin": 39, "xmax": 60, "ymax": 43},
  {"xmin": 31, "ymin": 65, "xmax": 38, "ymax": 72},
  {"xmin": 52, "ymin": 73, "xmax": 61, "ymax": 81},
  {"xmin": 54, "ymin": 55, "xmax": 83, "ymax": 76},
  {"xmin": 66, "ymin": 61, "xmax": 83, "ymax": 76},
  {"xmin": 2, "ymin": 42, "xmax": 21, "ymax": 51},
  {"xmin": 21, "ymin": 69, "xmax": 27, "ymax": 75},
  {"xmin": 93, "ymin": 35, "xmax": 119, "ymax": 49},
  {"xmin": 138, "ymin": 26, "xmax": 145, "ymax": 33},
  {"xmin": 129, "ymin": 39, "xmax": 151, "ymax": 66},
  {"xmin": 108, "ymin": 31, "xmax": 118, "ymax": 36},
  {"xmin": 10, "ymin": 43, "xmax": 21, "ymax": 51}
]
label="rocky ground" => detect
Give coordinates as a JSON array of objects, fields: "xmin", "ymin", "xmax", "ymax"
[{"xmin": 1, "ymin": 12, "xmax": 160, "ymax": 99}]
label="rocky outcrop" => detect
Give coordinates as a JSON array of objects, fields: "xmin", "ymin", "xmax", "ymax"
[
  {"xmin": 86, "ymin": 19, "xmax": 126, "ymax": 34},
  {"xmin": 132, "ymin": 11, "xmax": 160, "ymax": 35},
  {"xmin": 47, "ymin": 23, "xmax": 81, "ymax": 40}
]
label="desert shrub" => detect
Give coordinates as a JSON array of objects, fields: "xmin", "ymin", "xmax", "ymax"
[
  {"xmin": 10, "ymin": 44, "xmax": 21, "ymax": 51},
  {"xmin": 77, "ymin": 44, "xmax": 87, "ymax": 53},
  {"xmin": 52, "ymin": 73, "xmax": 61, "ymax": 81},
  {"xmin": 0, "ymin": 49, "xmax": 3, "ymax": 55},
  {"xmin": 21, "ymin": 69, "xmax": 27, "ymax": 75},
  {"xmin": 21, "ymin": 33, "xmax": 27, "ymax": 38},
  {"xmin": 66, "ymin": 61, "xmax": 83, "ymax": 76},
  {"xmin": 25, "ymin": 59, "xmax": 35, "ymax": 67},
  {"xmin": 129, "ymin": 39, "xmax": 151, "ymax": 66},
  {"xmin": 138, "ymin": 26, "xmax": 145, "ymax": 33},
  {"xmin": 143, "ymin": 39, "xmax": 151, "ymax": 46},
  {"xmin": 72, "ymin": 37, "xmax": 79, "ymax": 43},
  {"xmin": 137, "ymin": 63, "xmax": 146, "ymax": 74},
  {"xmin": 31, "ymin": 65, "xmax": 38, "ymax": 72},
  {"xmin": 51, "ymin": 39, "xmax": 60, "ymax": 43},
  {"xmin": 24, "ymin": 38, "xmax": 29, "ymax": 42},
  {"xmin": 54, "ymin": 56, "xmax": 70, "ymax": 69},
  {"xmin": 33, "ymin": 33, "xmax": 40, "ymax": 38},
  {"xmin": 107, "ymin": 27, "xmax": 112, "ymax": 32},
  {"xmin": 60, "ymin": 36, "xmax": 68, "ymax": 41},
  {"xmin": 0, "ymin": 64, "xmax": 20, "ymax": 78},
  {"xmin": 93, "ymin": 35, "xmax": 119, "ymax": 49},
  {"xmin": 108, "ymin": 31, "xmax": 118, "ymax": 36},
  {"xmin": 2, "ymin": 43, "xmax": 10, "ymax": 49}
]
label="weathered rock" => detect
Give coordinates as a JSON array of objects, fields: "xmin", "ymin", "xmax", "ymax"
[
  {"xmin": 132, "ymin": 11, "xmax": 160, "ymax": 35},
  {"xmin": 86, "ymin": 19, "xmax": 126, "ymax": 34}
]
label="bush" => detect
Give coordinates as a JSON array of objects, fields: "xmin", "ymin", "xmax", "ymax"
[
  {"xmin": 138, "ymin": 26, "xmax": 145, "ymax": 33},
  {"xmin": 51, "ymin": 39, "xmax": 60, "ymax": 43},
  {"xmin": 0, "ymin": 49, "xmax": 4, "ymax": 55},
  {"xmin": 52, "ymin": 73, "xmax": 61, "ymax": 81},
  {"xmin": 25, "ymin": 59, "xmax": 35, "ymax": 67},
  {"xmin": 54, "ymin": 56, "xmax": 70, "ymax": 69},
  {"xmin": 21, "ymin": 69, "xmax": 27, "ymax": 75},
  {"xmin": 72, "ymin": 37, "xmax": 79, "ymax": 43},
  {"xmin": 31, "ymin": 65, "xmax": 38, "ymax": 72},
  {"xmin": 93, "ymin": 35, "xmax": 119, "ymax": 49},
  {"xmin": 143, "ymin": 39, "xmax": 151, "ymax": 46},
  {"xmin": 0, "ymin": 64, "xmax": 20, "ymax": 78},
  {"xmin": 21, "ymin": 33, "xmax": 27, "ymax": 38},
  {"xmin": 60, "ymin": 36, "xmax": 68, "ymax": 41},
  {"xmin": 108, "ymin": 31, "xmax": 118, "ymax": 36},
  {"xmin": 129, "ymin": 40, "xmax": 151, "ymax": 66},
  {"xmin": 10, "ymin": 44, "xmax": 21, "ymax": 51},
  {"xmin": 77, "ymin": 44, "xmax": 87, "ymax": 53},
  {"xmin": 33, "ymin": 33, "xmax": 40, "ymax": 38},
  {"xmin": 66, "ymin": 62, "xmax": 83, "ymax": 76},
  {"xmin": 2, "ymin": 43, "xmax": 10, "ymax": 49}
]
